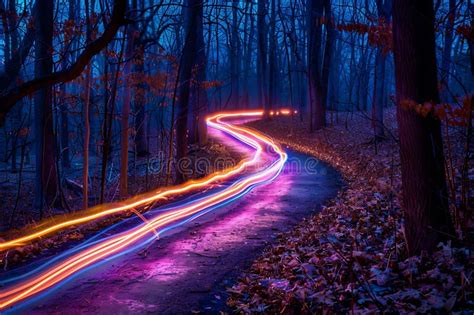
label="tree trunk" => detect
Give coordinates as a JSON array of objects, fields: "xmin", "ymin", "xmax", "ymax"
[
  {"xmin": 34, "ymin": 0, "xmax": 59, "ymax": 215},
  {"xmin": 321, "ymin": 0, "xmax": 333, "ymax": 117},
  {"xmin": 82, "ymin": 0, "xmax": 92, "ymax": 209},
  {"xmin": 308, "ymin": 0, "xmax": 325, "ymax": 130},
  {"xmin": 242, "ymin": 1, "xmax": 254, "ymax": 108},
  {"xmin": 120, "ymin": 23, "xmax": 136, "ymax": 197},
  {"xmin": 131, "ymin": 0, "xmax": 147, "ymax": 156},
  {"xmin": 440, "ymin": 0, "xmax": 455, "ymax": 102},
  {"xmin": 188, "ymin": 0, "xmax": 208, "ymax": 146},
  {"xmin": 372, "ymin": 0, "xmax": 392, "ymax": 139},
  {"xmin": 470, "ymin": 1, "xmax": 474, "ymax": 75},
  {"xmin": 100, "ymin": 53, "xmax": 110, "ymax": 204},
  {"xmin": 393, "ymin": 0, "xmax": 455, "ymax": 254},
  {"xmin": 358, "ymin": 42, "xmax": 369, "ymax": 111},
  {"xmin": 257, "ymin": 0, "xmax": 268, "ymax": 112},
  {"xmin": 230, "ymin": 0, "xmax": 240, "ymax": 108},
  {"xmin": 175, "ymin": 0, "xmax": 202, "ymax": 183},
  {"xmin": 134, "ymin": 44, "xmax": 149, "ymax": 156},
  {"xmin": 82, "ymin": 65, "xmax": 91, "ymax": 208},
  {"xmin": 59, "ymin": 0, "xmax": 77, "ymax": 170},
  {"xmin": 7, "ymin": 0, "xmax": 21, "ymax": 172},
  {"xmin": 268, "ymin": 0, "xmax": 276, "ymax": 113},
  {"xmin": 0, "ymin": 1, "xmax": 37, "ymax": 90},
  {"xmin": 372, "ymin": 49, "xmax": 386, "ymax": 138},
  {"xmin": 0, "ymin": 0, "xmax": 127, "ymax": 125},
  {"xmin": 1, "ymin": 1, "xmax": 11, "ymax": 68}
]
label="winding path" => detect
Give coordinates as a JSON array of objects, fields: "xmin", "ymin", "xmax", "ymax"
[{"xmin": 0, "ymin": 112, "xmax": 342, "ymax": 314}]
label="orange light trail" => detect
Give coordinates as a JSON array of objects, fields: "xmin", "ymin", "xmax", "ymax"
[
  {"xmin": 269, "ymin": 108, "xmax": 297, "ymax": 116},
  {"xmin": 0, "ymin": 112, "xmax": 264, "ymax": 252},
  {"xmin": 0, "ymin": 111, "xmax": 287, "ymax": 310}
]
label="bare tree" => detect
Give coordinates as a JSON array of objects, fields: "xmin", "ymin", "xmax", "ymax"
[
  {"xmin": 308, "ymin": 0, "xmax": 332, "ymax": 130},
  {"xmin": 175, "ymin": 0, "xmax": 204, "ymax": 183},
  {"xmin": 372, "ymin": 0, "xmax": 392, "ymax": 139},
  {"xmin": 189, "ymin": 0, "xmax": 208, "ymax": 146},
  {"xmin": 257, "ymin": 0, "xmax": 269, "ymax": 113},
  {"xmin": 0, "ymin": 0, "xmax": 128, "ymax": 124},
  {"xmin": 229, "ymin": 0, "xmax": 240, "ymax": 108},
  {"xmin": 34, "ymin": 0, "xmax": 59, "ymax": 215}
]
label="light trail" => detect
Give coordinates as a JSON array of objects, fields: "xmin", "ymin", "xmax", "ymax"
[
  {"xmin": 0, "ymin": 111, "xmax": 264, "ymax": 251},
  {"xmin": 269, "ymin": 108, "xmax": 297, "ymax": 116},
  {"xmin": 0, "ymin": 111, "xmax": 287, "ymax": 310}
]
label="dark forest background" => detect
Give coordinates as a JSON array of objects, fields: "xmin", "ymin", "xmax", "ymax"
[{"xmin": 0, "ymin": 0, "xmax": 472, "ymax": 252}]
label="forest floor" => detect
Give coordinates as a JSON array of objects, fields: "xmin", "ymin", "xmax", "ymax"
[{"xmin": 227, "ymin": 109, "xmax": 473, "ymax": 313}]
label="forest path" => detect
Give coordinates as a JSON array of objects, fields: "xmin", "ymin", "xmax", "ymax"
[{"xmin": 13, "ymin": 133, "xmax": 342, "ymax": 315}]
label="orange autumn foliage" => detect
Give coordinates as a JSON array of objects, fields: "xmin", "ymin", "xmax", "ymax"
[
  {"xmin": 337, "ymin": 19, "xmax": 393, "ymax": 54},
  {"xmin": 400, "ymin": 95, "xmax": 473, "ymax": 127},
  {"xmin": 456, "ymin": 24, "xmax": 474, "ymax": 42}
]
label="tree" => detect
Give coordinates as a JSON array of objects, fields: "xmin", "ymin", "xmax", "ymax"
[
  {"xmin": 470, "ymin": 0, "xmax": 474, "ymax": 75},
  {"xmin": 308, "ymin": 0, "xmax": 332, "ymax": 130},
  {"xmin": 372, "ymin": 0, "xmax": 392, "ymax": 139},
  {"xmin": 133, "ymin": 43, "xmax": 148, "ymax": 156},
  {"xmin": 83, "ymin": 0, "xmax": 92, "ymax": 208},
  {"xmin": 34, "ymin": 0, "xmax": 59, "ymax": 215},
  {"xmin": 59, "ymin": 0, "xmax": 79, "ymax": 169},
  {"xmin": 2, "ymin": 0, "xmax": 23, "ymax": 172},
  {"xmin": 257, "ymin": 0, "xmax": 269, "ymax": 112},
  {"xmin": 133, "ymin": 0, "xmax": 148, "ymax": 157},
  {"xmin": 241, "ymin": 0, "xmax": 255, "ymax": 108},
  {"xmin": 0, "ymin": 0, "xmax": 127, "ymax": 124},
  {"xmin": 440, "ymin": 0, "xmax": 456, "ymax": 102},
  {"xmin": 0, "ymin": 1, "xmax": 38, "ymax": 91},
  {"xmin": 321, "ymin": 0, "xmax": 334, "ymax": 121},
  {"xmin": 175, "ymin": 0, "xmax": 204, "ymax": 183},
  {"xmin": 188, "ymin": 0, "xmax": 208, "ymax": 146},
  {"xmin": 120, "ymin": 0, "xmax": 138, "ymax": 198},
  {"xmin": 393, "ymin": 0, "xmax": 455, "ymax": 255},
  {"xmin": 229, "ymin": 0, "xmax": 240, "ymax": 108},
  {"xmin": 268, "ymin": 0, "xmax": 277, "ymax": 113}
]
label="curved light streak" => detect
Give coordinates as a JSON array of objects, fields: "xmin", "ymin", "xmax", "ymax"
[
  {"xmin": 0, "ymin": 111, "xmax": 264, "ymax": 251},
  {"xmin": 0, "ymin": 111, "xmax": 287, "ymax": 310}
]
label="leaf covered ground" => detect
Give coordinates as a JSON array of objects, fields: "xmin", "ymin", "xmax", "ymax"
[{"xmin": 227, "ymin": 111, "xmax": 473, "ymax": 313}]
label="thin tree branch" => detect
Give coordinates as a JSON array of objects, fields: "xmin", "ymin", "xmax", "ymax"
[{"xmin": 0, "ymin": 0, "xmax": 129, "ymax": 124}]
